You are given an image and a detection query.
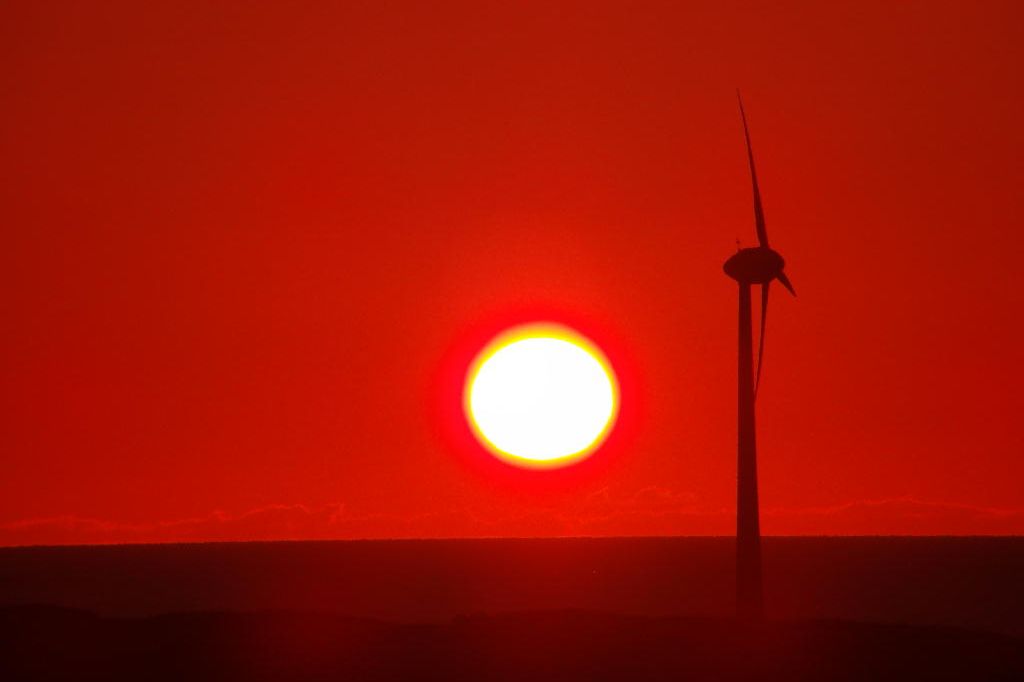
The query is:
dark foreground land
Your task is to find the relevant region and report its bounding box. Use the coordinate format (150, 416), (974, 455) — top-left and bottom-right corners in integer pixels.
(3, 606), (1023, 681)
(2, 537), (1023, 679)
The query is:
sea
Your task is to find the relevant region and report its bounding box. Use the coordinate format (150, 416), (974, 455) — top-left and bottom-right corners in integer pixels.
(1, 536), (1021, 637)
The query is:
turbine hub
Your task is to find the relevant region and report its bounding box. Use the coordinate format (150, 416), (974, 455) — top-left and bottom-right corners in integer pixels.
(724, 246), (785, 284)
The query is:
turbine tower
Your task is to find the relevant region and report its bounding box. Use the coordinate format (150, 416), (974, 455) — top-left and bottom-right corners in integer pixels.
(723, 94), (796, 620)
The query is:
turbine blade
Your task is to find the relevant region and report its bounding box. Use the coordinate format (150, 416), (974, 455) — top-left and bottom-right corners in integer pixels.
(777, 270), (797, 296)
(737, 90), (769, 247)
(754, 281), (769, 400)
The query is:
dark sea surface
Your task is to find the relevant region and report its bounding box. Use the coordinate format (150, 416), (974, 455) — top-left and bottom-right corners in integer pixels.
(1, 537), (1021, 636)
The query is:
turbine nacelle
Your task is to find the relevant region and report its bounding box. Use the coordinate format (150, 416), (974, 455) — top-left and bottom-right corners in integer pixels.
(723, 246), (784, 285)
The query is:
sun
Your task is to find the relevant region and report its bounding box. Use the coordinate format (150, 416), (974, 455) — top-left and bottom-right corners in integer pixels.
(464, 323), (619, 468)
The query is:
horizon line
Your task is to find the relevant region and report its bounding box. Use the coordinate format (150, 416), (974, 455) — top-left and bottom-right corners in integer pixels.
(3, 533), (1024, 550)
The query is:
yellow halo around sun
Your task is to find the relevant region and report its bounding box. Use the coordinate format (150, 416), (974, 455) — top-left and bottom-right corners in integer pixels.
(464, 323), (619, 468)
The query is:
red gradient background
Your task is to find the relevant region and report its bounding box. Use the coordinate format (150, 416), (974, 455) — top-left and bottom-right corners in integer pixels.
(3, 1), (1023, 544)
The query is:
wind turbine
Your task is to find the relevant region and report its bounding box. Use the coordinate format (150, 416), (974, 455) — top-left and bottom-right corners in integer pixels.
(723, 93), (796, 619)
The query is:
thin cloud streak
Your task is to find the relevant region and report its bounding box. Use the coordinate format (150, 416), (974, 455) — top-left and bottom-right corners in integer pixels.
(3, 494), (1024, 546)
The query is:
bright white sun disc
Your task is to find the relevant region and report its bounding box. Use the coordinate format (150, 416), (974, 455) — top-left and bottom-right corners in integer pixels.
(464, 324), (619, 468)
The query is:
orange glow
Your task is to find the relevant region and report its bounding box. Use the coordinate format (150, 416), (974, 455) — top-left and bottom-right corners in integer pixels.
(4, 2), (1024, 544)
(464, 323), (619, 469)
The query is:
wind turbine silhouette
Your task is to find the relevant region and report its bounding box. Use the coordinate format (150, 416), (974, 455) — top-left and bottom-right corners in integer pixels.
(723, 93), (796, 619)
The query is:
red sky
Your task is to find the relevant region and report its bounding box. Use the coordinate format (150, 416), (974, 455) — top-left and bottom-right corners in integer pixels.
(3, 1), (1023, 545)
